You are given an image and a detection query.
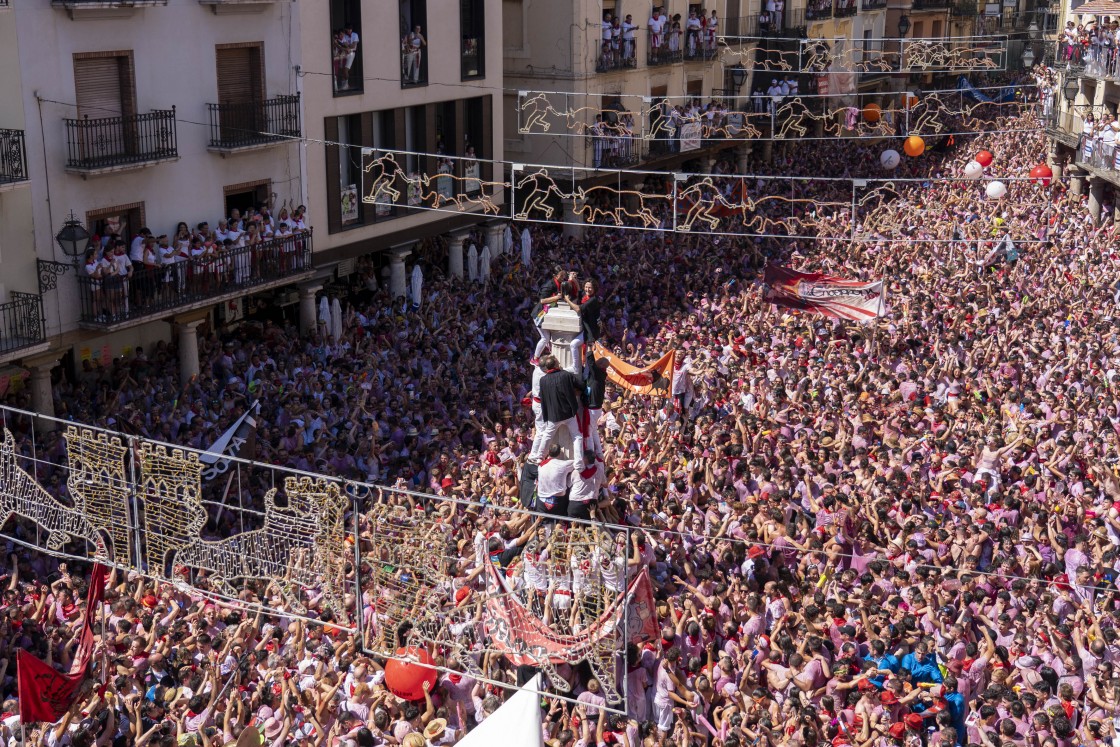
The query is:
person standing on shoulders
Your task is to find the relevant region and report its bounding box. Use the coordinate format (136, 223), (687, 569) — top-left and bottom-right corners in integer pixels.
(529, 354), (584, 466)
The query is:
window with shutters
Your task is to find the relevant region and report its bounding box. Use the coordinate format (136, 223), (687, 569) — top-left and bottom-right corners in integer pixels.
(72, 52), (138, 163)
(330, 0), (363, 95)
(215, 43), (265, 144)
(86, 203), (145, 248)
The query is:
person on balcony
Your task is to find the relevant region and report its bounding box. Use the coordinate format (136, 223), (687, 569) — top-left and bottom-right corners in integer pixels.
(402, 26), (427, 84)
(622, 15), (637, 64)
(668, 14), (683, 55)
(686, 10), (702, 57)
(336, 24), (359, 91)
(601, 12), (614, 67)
(705, 10), (719, 54)
(648, 8), (666, 58)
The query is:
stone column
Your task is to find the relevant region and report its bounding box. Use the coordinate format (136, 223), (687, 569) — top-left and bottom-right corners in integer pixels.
(298, 283), (322, 336)
(389, 246), (412, 299)
(562, 200), (585, 239)
(761, 139), (774, 165)
(1048, 151), (1063, 182)
(446, 231), (467, 279)
(25, 355), (59, 432)
(485, 221), (506, 256)
(176, 319), (204, 387)
(699, 155), (715, 174)
(736, 145), (751, 174)
(1069, 167), (1085, 197)
(1089, 178), (1105, 223)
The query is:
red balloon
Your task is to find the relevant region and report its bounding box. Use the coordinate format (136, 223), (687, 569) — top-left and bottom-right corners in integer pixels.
(384, 646), (438, 701)
(1029, 163), (1053, 187)
(975, 150), (994, 168)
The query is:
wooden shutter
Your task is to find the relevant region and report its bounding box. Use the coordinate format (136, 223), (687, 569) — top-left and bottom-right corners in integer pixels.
(216, 47), (261, 104)
(74, 57), (124, 120)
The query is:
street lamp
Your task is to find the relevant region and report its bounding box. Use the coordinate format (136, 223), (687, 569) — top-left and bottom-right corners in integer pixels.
(730, 63), (748, 90)
(1063, 77), (1079, 102)
(1021, 46), (1035, 69)
(1028, 20), (1040, 39)
(897, 14), (911, 36)
(55, 211), (90, 259)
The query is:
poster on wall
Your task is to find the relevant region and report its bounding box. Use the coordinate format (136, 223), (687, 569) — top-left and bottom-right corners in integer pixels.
(407, 172), (423, 206)
(679, 122), (702, 152)
(374, 191), (393, 217)
(437, 159), (454, 199)
(340, 184), (359, 225)
(464, 160), (481, 194)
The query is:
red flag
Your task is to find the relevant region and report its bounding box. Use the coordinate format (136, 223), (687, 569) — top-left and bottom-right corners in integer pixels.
(17, 650), (85, 724)
(18, 564), (107, 723)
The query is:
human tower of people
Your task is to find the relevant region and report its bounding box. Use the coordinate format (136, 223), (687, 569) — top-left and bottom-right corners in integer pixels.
(4, 97), (1120, 747)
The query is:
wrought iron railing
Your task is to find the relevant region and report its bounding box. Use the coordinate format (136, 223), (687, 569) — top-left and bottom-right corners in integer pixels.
(64, 109), (177, 171)
(590, 132), (640, 168)
(862, 0), (888, 9)
(806, 2), (833, 20)
(1081, 140), (1120, 173)
(912, 0), (951, 8)
(76, 231), (313, 326)
(648, 30), (684, 66)
(0, 129), (28, 185)
(835, 1), (858, 16)
(684, 42), (719, 61)
(0, 293), (45, 355)
(594, 44), (638, 72)
(207, 94), (300, 149)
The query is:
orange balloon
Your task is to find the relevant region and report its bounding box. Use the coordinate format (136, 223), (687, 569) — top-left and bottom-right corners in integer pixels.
(903, 135), (925, 157)
(862, 103), (881, 123)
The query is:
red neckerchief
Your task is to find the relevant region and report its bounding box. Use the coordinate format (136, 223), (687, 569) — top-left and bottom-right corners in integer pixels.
(540, 458), (552, 466)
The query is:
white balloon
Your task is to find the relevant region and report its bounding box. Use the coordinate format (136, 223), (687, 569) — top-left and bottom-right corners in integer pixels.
(963, 160), (984, 180)
(985, 181), (1008, 199)
(880, 149), (900, 170)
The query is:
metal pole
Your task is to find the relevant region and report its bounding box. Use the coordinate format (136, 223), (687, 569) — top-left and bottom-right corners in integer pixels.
(127, 437), (144, 574)
(352, 492), (365, 650)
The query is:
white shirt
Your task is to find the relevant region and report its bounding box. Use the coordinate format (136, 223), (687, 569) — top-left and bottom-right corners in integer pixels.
(129, 236), (146, 262)
(537, 457), (574, 498)
(570, 461), (604, 504)
(603, 21), (613, 40)
(623, 21), (637, 39)
(531, 366), (545, 398)
(648, 15), (665, 34)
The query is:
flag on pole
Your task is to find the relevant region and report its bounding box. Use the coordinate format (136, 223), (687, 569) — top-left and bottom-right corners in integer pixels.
(200, 401), (261, 481)
(19, 563), (107, 724)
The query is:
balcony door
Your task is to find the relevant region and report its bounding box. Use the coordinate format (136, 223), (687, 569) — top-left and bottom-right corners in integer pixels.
(74, 53), (136, 162)
(216, 44), (265, 144)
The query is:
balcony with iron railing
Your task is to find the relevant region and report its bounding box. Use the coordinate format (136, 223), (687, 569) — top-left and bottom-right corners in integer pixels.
(806, 1), (833, 20)
(911, 0), (951, 10)
(52, 0), (168, 11)
(862, 0), (888, 10)
(684, 30), (719, 61)
(648, 30), (684, 66)
(0, 129), (28, 189)
(835, 0), (858, 16)
(207, 94), (300, 153)
(594, 41), (638, 72)
(76, 231), (314, 329)
(0, 293), (47, 359)
(64, 108), (178, 175)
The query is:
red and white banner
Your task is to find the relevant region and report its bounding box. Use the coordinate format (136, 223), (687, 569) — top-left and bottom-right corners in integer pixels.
(483, 563), (658, 666)
(764, 265), (885, 321)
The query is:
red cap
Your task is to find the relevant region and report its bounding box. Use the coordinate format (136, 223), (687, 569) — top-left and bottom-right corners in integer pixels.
(889, 723), (907, 740)
(857, 679), (876, 692)
(880, 691), (899, 705)
(905, 714), (924, 730)
(454, 586), (473, 604)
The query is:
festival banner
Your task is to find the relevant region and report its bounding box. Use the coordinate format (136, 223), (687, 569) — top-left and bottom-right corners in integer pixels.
(763, 265), (885, 321)
(625, 567), (660, 649)
(679, 122), (702, 152)
(199, 401), (261, 481)
(483, 561), (642, 666)
(591, 343), (676, 398)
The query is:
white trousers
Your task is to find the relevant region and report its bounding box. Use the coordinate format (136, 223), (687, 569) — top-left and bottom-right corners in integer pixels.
(529, 416), (582, 465)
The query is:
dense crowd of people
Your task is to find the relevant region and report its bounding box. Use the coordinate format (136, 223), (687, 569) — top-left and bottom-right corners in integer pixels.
(5, 75), (1120, 747)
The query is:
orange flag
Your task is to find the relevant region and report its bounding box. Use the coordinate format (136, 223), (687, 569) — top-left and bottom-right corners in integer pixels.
(591, 343), (676, 398)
